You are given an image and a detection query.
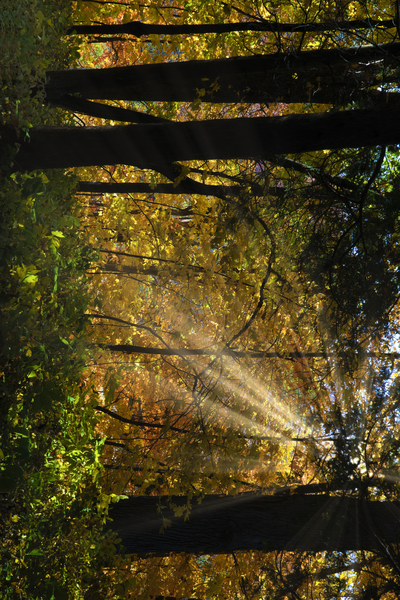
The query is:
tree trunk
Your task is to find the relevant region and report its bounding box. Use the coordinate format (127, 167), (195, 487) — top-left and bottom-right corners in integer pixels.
(45, 43), (400, 105)
(106, 493), (400, 554)
(66, 17), (398, 37)
(104, 344), (399, 360)
(4, 107), (400, 172)
(77, 180), (266, 197)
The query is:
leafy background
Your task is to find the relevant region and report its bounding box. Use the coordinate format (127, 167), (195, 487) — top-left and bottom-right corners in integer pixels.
(3, 0), (400, 598)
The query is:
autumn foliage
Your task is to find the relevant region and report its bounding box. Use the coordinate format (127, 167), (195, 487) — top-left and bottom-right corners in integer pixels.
(2, 0), (400, 598)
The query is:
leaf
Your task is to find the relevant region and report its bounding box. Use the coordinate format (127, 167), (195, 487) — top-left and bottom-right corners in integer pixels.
(172, 505), (186, 518)
(26, 549), (44, 556)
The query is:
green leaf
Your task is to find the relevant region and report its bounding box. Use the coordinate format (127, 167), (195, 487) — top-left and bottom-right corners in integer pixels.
(26, 549), (45, 556)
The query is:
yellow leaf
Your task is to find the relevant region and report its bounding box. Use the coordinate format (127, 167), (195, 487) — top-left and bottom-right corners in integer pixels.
(173, 505), (186, 517)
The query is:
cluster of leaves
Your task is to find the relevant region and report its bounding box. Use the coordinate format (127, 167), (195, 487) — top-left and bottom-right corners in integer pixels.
(65, 0), (400, 592)
(5, 0), (400, 597)
(0, 167), (128, 598)
(0, 0), (80, 133)
(68, 5), (400, 599)
(0, 3), (129, 599)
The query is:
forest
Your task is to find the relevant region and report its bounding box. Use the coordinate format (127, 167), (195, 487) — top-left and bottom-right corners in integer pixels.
(2, 0), (400, 598)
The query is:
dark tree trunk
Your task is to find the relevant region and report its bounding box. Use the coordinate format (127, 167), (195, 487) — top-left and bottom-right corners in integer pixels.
(4, 107), (400, 172)
(106, 494), (400, 554)
(77, 180), (266, 197)
(78, 178), (294, 204)
(45, 43), (400, 105)
(66, 17), (398, 37)
(104, 344), (398, 360)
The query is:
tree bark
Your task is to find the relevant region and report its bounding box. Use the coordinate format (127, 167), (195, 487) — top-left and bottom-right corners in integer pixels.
(4, 107), (400, 172)
(104, 344), (400, 360)
(52, 95), (170, 123)
(77, 180), (266, 197)
(66, 17), (398, 37)
(44, 43), (400, 105)
(106, 493), (400, 554)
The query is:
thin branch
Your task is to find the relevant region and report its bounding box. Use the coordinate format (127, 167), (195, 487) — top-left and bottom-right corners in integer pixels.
(359, 146), (386, 207)
(87, 313), (171, 349)
(358, 145), (386, 255)
(96, 405), (189, 433)
(50, 95), (171, 123)
(266, 154), (385, 202)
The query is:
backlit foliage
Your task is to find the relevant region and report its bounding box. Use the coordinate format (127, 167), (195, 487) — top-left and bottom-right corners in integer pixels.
(3, 0), (400, 598)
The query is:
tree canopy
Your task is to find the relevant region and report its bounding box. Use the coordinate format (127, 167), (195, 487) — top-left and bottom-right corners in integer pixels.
(2, 0), (400, 598)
